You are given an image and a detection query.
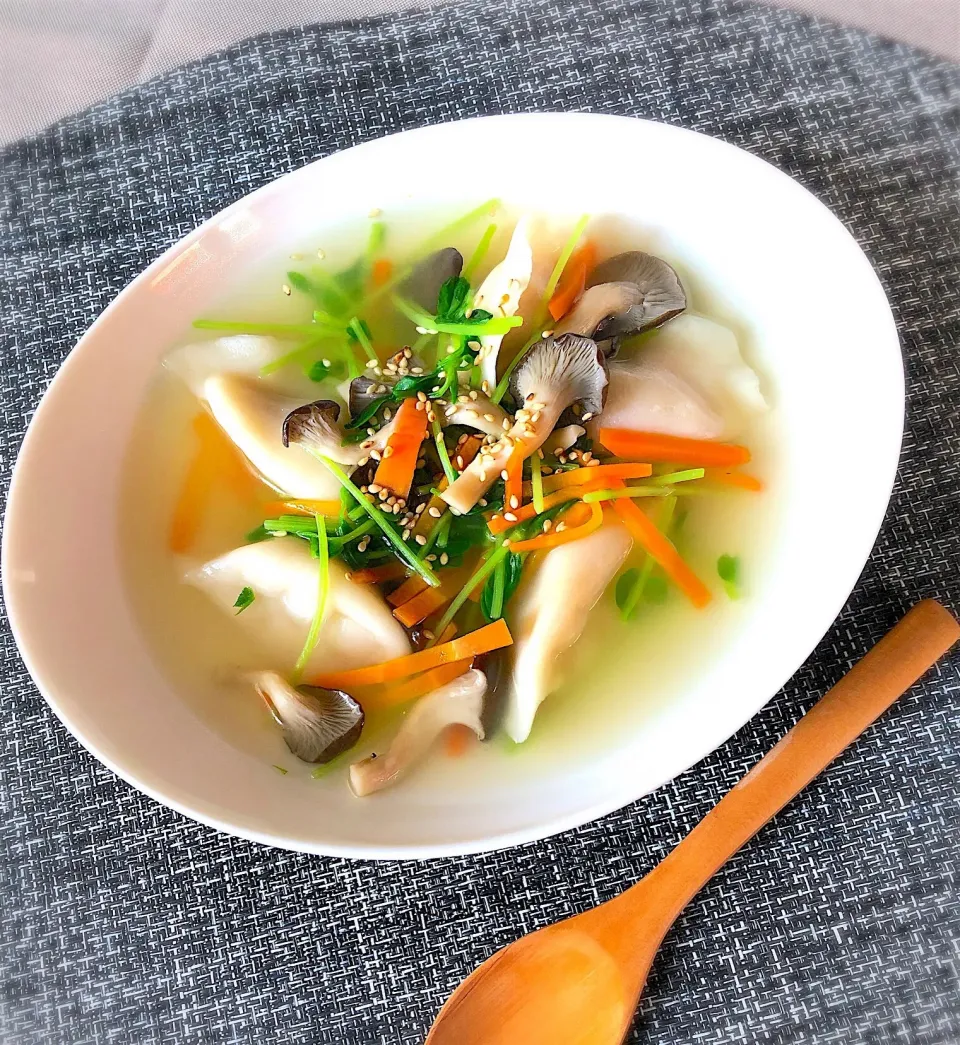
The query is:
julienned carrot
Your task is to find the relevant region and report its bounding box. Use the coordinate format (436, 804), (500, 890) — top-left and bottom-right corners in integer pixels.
(170, 413), (253, 552)
(393, 586), (450, 627)
(599, 428), (750, 468)
(371, 258), (393, 287)
(388, 574), (430, 607)
(488, 487), (584, 534)
(547, 241), (597, 321)
(262, 498), (342, 517)
(309, 618), (513, 689)
(609, 482), (711, 608)
(412, 435), (483, 539)
(349, 562), (408, 585)
(359, 661), (472, 712)
(374, 397), (428, 499)
(504, 449), (523, 513)
(704, 469), (764, 492)
(507, 501), (603, 553)
(537, 463), (653, 493)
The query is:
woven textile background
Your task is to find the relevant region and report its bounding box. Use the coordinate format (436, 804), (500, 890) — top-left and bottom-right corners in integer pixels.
(1, 0), (959, 1041)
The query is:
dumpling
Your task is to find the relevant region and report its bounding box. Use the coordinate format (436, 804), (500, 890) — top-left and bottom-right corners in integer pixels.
(165, 335), (285, 396)
(606, 315), (767, 440)
(186, 539), (411, 675)
(504, 519), (633, 743)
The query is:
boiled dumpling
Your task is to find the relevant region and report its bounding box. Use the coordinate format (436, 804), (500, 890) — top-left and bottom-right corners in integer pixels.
(504, 519), (633, 743)
(186, 539), (411, 676)
(607, 315), (767, 440)
(165, 335), (284, 395)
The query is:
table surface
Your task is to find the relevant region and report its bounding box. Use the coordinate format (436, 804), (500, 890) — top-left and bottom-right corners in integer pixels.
(0, 0), (958, 146)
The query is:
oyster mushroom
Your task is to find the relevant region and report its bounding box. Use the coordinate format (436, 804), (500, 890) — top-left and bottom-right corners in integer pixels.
(441, 390), (512, 437)
(585, 251), (686, 337)
(542, 424), (585, 456)
(440, 333), (606, 515)
(472, 217), (533, 389)
(282, 397), (394, 462)
(349, 669), (487, 796)
(250, 670), (364, 762)
(554, 281), (644, 342)
(400, 247), (463, 310)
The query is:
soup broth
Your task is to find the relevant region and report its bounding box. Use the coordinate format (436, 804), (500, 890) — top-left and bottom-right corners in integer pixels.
(119, 204), (781, 797)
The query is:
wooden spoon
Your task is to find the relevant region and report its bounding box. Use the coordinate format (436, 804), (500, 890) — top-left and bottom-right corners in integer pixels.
(426, 600), (960, 1045)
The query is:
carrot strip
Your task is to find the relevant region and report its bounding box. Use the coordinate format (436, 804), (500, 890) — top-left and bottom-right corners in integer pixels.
(444, 724), (475, 758)
(371, 258), (393, 287)
(394, 586), (450, 627)
(536, 463), (653, 494)
(609, 482), (711, 607)
(374, 397), (428, 499)
(507, 500), (603, 553)
(704, 469), (764, 492)
(359, 661), (472, 712)
(388, 574), (430, 607)
(599, 428), (750, 468)
(262, 498), (342, 517)
(309, 619), (513, 688)
(547, 242), (597, 321)
(412, 435), (483, 539)
(349, 562), (409, 585)
(191, 413), (255, 500)
(505, 449), (523, 512)
(488, 487), (584, 533)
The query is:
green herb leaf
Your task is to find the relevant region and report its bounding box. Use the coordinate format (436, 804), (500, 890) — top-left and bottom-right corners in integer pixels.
(273, 765), (289, 775)
(615, 569), (640, 614)
(233, 587), (255, 614)
(644, 574), (669, 604)
(245, 524), (271, 544)
(717, 554), (741, 599)
(306, 360), (331, 382)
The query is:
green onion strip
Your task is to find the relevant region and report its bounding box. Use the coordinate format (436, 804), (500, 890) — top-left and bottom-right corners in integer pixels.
(292, 516), (330, 680)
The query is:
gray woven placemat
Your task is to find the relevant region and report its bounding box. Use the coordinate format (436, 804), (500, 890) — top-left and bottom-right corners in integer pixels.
(1, 1), (959, 1042)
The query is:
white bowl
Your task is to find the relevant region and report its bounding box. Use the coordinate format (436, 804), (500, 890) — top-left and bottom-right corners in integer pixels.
(2, 114), (903, 858)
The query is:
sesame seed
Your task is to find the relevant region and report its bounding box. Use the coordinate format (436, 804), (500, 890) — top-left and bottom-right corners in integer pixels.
(282, 284), (292, 296)
(479, 470), (488, 482)
(427, 411), (436, 423)
(542, 519), (553, 533)
(415, 400), (425, 412)
(581, 412), (594, 421)
(502, 538), (511, 548)
(470, 391), (479, 400)
(367, 428), (376, 437)
(402, 530), (412, 540)
(455, 455), (464, 469)
(481, 380), (490, 394)
(383, 408), (393, 421)
(587, 458), (600, 466)
(555, 522), (567, 533)
(370, 449), (381, 461)
(415, 534), (427, 546)
(383, 445), (394, 458)
(423, 630), (435, 640)
(509, 495), (519, 509)
(411, 367), (424, 375)
(403, 347), (412, 359)
(446, 345), (456, 354)
(387, 495), (397, 506)
(358, 537), (370, 552)
(321, 358), (331, 367)
(445, 405), (457, 417)
(458, 395), (470, 403)
(440, 553), (449, 566)
(358, 457), (369, 467)
(537, 448), (545, 459)
(483, 413), (496, 422)
(479, 498), (488, 507)
(368, 483), (381, 493)
(541, 329), (554, 338)
(368, 207), (382, 218)
(582, 452), (594, 463)
(316, 249), (326, 260)
(429, 506), (442, 518)
(465, 408), (478, 418)
(426, 554), (437, 561)
(366, 359), (379, 369)
(501, 418), (511, 431)
(378, 489), (389, 500)
(500, 469), (510, 481)
(504, 512), (518, 522)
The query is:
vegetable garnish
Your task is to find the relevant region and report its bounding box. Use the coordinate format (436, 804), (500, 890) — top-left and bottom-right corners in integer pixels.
(310, 618), (513, 689)
(608, 482), (711, 608)
(536, 463), (653, 493)
(582, 485), (673, 502)
(389, 574), (430, 607)
(371, 258), (393, 287)
(348, 562), (408, 585)
(598, 428), (751, 468)
(292, 516), (330, 679)
(393, 295), (522, 338)
(429, 539), (512, 641)
(374, 397), (428, 499)
(704, 469), (764, 492)
(617, 496), (677, 620)
(259, 336), (331, 377)
(261, 499), (342, 517)
(359, 661), (473, 712)
(547, 241), (597, 321)
(347, 316), (378, 363)
(312, 456), (440, 587)
(530, 452), (546, 515)
(463, 222), (498, 279)
(492, 213), (590, 403)
(504, 451), (523, 515)
(488, 487), (585, 534)
(233, 587), (256, 614)
(432, 418), (458, 485)
(717, 554), (742, 599)
(507, 500), (603, 553)
(393, 586), (450, 628)
(647, 468), (706, 486)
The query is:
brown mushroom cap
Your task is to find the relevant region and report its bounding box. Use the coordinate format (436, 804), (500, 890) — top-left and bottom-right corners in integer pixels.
(399, 247), (463, 311)
(251, 671), (364, 763)
(586, 251), (686, 337)
(281, 399), (343, 450)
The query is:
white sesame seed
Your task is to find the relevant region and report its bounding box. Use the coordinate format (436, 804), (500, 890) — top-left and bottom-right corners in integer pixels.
(479, 498), (488, 507)
(370, 449), (381, 461)
(321, 358), (331, 367)
(415, 534), (427, 546)
(455, 455), (464, 469)
(509, 495), (519, 510)
(423, 629), (435, 640)
(469, 391), (479, 400)
(411, 367), (424, 375)
(429, 506), (442, 518)
(481, 381), (490, 394)
(415, 400), (425, 412)
(445, 405), (457, 417)
(581, 412), (594, 421)
(587, 458), (600, 466)
(415, 502), (426, 514)
(426, 554), (437, 561)
(368, 483), (381, 493)
(440, 553), (449, 565)
(479, 470), (488, 482)
(282, 284), (292, 296)
(542, 518), (553, 533)
(402, 530), (412, 540)
(366, 359), (379, 369)
(358, 456), (369, 467)
(504, 512), (518, 522)
(383, 408), (393, 421)
(316, 249), (326, 260)
(427, 411), (436, 423)
(383, 445), (394, 458)
(555, 522), (567, 533)
(501, 418), (511, 430)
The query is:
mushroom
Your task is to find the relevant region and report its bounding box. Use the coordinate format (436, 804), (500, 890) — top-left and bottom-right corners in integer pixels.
(472, 217), (533, 389)
(440, 333), (607, 515)
(400, 247), (463, 310)
(202, 375), (373, 500)
(554, 281), (644, 344)
(440, 390), (512, 437)
(282, 397), (394, 463)
(348, 669), (487, 796)
(585, 251), (686, 337)
(504, 519), (633, 743)
(541, 424), (585, 456)
(250, 670), (364, 763)
(186, 540), (411, 674)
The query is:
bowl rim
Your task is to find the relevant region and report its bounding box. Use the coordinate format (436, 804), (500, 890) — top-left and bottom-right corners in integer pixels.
(2, 112), (904, 859)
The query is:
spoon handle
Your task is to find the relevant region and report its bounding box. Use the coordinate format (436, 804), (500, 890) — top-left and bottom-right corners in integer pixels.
(621, 599), (960, 928)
